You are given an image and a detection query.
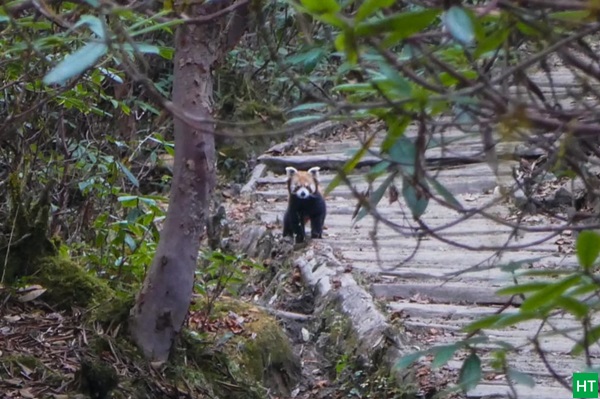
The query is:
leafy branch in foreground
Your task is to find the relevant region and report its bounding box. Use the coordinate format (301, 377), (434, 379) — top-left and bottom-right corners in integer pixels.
(395, 230), (600, 394)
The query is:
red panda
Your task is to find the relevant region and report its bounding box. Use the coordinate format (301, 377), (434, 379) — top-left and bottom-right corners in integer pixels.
(283, 166), (327, 244)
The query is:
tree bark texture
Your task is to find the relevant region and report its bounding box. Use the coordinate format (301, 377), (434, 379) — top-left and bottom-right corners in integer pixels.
(129, 2), (249, 363)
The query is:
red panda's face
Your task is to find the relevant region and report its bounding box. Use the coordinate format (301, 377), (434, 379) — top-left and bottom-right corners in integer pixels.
(286, 166), (320, 199)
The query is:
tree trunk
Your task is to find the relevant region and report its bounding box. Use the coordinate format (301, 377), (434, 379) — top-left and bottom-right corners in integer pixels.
(129, 2), (248, 362)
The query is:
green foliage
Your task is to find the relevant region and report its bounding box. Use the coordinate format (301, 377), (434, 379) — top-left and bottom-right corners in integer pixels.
(431, 344), (460, 369)
(352, 171), (396, 223)
(458, 353), (481, 392)
(443, 6), (475, 46)
(392, 229), (600, 393)
(42, 11), (173, 85)
(354, 9), (440, 39)
(196, 249), (265, 313)
(576, 230), (600, 271)
(355, 0), (395, 22)
(1, 1), (176, 285)
(402, 175), (429, 218)
(86, 193), (165, 282)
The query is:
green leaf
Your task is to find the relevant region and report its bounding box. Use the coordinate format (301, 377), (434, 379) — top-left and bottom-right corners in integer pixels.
(388, 136), (416, 175)
(462, 314), (503, 333)
(431, 344), (459, 369)
(326, 138), (375, 195)
(118, 161), (140, 188)
(458, 353), (481, 392)
(507, 368), (535, 388)
(287, 102), (329, 114)
(356, 9), (440, 38)
(576, 230), (600, 270)
(129, 19), (183, 37)
(516, 21), (542, 38)
(555, 295), (588, 319)
(550, 10), (591, 21)
(73, 15), (105, 38)
(395, 350), (426, 369)
(353, 172), (396, 223)
(428, 177), (461, 209)
(402, 176), (429, 219)
(124, 233), (137, 250)
(43, 42), (108, 86)
(474, 27), (509, 59)
(381, 116), (410, 152)
(366, 161), (391, 181)
(158, 47), (174, 60)
(495, 282), (548, 296)
(287, 47), (328, 73)
(519, 275), (581, 312)
(138, 197), (157, 206)
(300, 0), (340, 14)
(378, 62), (412, 97)
(493, 312), (539, 328)
(333, 83), (375, 92)
(443, 6), (475, 45)
(569, 276), (599, 296)
(118, 195), (139, 207)
(492, 339), (515, 350)
(355, 0), (394, 22)
(284, 115), (323, 125)
(572, 325), (600, 356)
(334, 31), (359, 64)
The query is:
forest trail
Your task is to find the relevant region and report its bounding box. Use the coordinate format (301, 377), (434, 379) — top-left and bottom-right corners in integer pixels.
(246, 67), (594, 398)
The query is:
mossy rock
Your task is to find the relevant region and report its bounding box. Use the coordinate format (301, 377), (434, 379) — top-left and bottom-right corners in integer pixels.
(1, 174), (56, 282)
(217, 299), (301, 395)
(76, 357), (119, 399)
(29, 256), (114, 310)
(92, 289), (136, 328)
(179, 298), (301, 398)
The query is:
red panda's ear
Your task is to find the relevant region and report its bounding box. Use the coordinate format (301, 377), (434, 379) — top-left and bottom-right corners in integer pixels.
(285, 167), (298, 179)
(308, 166), (320, 180)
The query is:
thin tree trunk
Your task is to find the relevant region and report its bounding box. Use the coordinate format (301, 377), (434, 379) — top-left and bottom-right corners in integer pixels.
(129, 2), (249, 362)
(129, 22), (216, 363)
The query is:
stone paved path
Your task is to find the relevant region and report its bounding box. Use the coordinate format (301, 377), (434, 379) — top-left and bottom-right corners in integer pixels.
(248, 68), (598, 398)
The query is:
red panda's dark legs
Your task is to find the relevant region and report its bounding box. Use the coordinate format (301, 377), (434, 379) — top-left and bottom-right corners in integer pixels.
(310, 213), (325, 239)
(283, 208), (306, 243)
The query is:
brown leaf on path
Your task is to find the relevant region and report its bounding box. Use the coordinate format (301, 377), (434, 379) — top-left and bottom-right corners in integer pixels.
(19, 388), (35, 399)
(314, 379), (328, 389)
(388, 184), (399, 204)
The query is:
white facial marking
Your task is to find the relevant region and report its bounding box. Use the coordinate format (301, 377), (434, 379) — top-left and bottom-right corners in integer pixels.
(296, 187), (310, 199)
